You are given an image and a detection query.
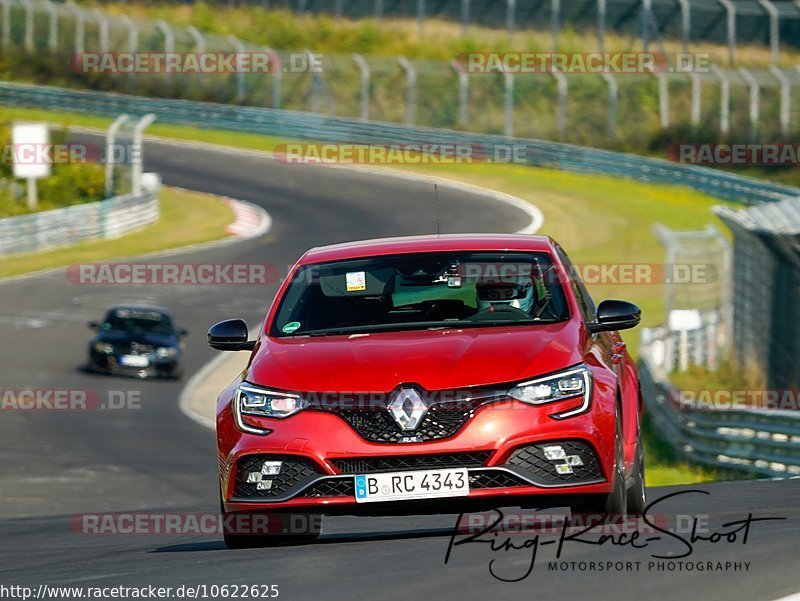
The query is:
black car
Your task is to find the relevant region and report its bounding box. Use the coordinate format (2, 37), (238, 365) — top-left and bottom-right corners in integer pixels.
(87, 306), (187, 379)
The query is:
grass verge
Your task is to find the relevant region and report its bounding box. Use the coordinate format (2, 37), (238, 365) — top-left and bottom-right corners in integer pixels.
(0, 104), (725, 485)
(0, 186), (235, 279)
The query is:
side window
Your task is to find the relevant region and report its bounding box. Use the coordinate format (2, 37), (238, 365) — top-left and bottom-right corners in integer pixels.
(556, 246), (596, 323)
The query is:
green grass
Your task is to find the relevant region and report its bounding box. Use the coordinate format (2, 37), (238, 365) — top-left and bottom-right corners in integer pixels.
(0, 186), (234, 279)
(0, 104), (727, 484)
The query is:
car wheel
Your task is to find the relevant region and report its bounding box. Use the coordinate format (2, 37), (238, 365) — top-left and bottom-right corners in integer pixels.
(626, 436), (646, 516)
(572, 407), (627, 522)
(220, 495), (322, 549)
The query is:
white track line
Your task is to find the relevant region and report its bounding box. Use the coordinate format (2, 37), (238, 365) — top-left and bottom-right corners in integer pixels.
(178, 351), (229, 430)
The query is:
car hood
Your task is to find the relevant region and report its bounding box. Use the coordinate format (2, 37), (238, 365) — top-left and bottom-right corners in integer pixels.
(247, 322), (583, 392)
(96, 330), (177, 348)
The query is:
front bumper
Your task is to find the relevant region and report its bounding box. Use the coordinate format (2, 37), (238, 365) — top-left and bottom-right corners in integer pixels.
(219, 394), (617, 514)
(89, 351), (180, 378)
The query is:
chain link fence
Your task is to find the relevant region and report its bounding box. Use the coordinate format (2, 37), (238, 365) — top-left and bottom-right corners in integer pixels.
(156, 0), (800, 53)
(2, 1), (800, 150)
(641, 224), (732, 375)
(714, 197), (800, 390)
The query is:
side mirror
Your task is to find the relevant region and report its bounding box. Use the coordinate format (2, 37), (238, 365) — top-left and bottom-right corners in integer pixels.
(88, 321), (100, 330)
(207, 319), (256, 351)
(176, 327), (188, 337)
(588, 300), (641, 333)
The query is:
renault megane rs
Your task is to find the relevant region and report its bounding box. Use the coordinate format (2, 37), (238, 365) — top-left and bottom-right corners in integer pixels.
(208, 234), (644, 548)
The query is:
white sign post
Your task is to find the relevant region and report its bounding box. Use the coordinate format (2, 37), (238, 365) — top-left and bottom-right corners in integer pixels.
(12, 123), (51, 211)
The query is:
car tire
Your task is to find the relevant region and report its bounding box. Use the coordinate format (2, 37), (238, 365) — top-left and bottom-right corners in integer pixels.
(572, 407), (627, 522)
(220, 495), (322, 549)
(626, 437), (647, 516)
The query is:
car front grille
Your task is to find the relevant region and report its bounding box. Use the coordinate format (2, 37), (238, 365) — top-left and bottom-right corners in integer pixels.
(233, 455), (323, 499)
(299, 468), (527, 499)
(468, 470), (528, 489)
(301, 479), (355, 498)
(331, 451), (492, 474)
(505, 441), (604, 484)
(321, 400), (480, 443)
(299, 468), (530, 498)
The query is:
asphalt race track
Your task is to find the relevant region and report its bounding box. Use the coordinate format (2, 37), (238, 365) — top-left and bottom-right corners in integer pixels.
(1, 137), (799, 601)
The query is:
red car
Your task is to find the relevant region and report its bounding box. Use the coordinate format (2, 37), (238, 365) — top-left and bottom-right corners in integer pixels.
(209, 234), (645, 548)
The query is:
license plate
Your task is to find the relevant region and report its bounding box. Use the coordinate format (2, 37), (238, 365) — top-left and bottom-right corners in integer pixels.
(119, 355), (149, 367)
(354, 468), (469, 503)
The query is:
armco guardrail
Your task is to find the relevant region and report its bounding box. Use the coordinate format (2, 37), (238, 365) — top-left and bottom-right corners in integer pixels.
(639, 358), (800, 478)
(0, 82), (798, 206)
(0, 190), (159, 256)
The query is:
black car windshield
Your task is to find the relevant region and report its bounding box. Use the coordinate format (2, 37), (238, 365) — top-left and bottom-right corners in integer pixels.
(271, 251), (570, 337)
(103, 309), (174, 335)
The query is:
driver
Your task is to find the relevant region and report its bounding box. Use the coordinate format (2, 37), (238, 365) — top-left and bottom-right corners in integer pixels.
(476, 278), (534, 314)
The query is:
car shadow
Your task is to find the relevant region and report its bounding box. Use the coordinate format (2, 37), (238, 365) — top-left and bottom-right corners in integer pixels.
(151, 526), (457, 553)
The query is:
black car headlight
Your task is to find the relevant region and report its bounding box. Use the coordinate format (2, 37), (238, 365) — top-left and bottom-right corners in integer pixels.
(508, 365), (593, 419)
(234, 383), (306, 435)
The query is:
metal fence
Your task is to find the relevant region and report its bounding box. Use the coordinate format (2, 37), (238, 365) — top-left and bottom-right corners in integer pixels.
(639, 181), (800, 477)
(0, 189), (159, 255)
(640, 224), (732, 374)
(3, 1), (800, 148)
(1, 80), (798, 208)
(640, 358), (800, 478)
(143, 0), (800, 56)
(714, 196), (800, 390)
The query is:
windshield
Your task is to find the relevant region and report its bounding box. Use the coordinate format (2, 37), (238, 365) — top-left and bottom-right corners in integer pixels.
(271, 251), (570, 337)
(103, 309), (174, 335)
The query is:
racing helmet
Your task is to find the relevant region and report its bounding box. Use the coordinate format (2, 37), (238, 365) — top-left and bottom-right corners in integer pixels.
(476, 278), (535, 314)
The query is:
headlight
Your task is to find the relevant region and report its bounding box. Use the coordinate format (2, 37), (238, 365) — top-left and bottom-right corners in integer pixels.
(234, 383), (306, 435)
(508, 365), (593, 419)
(155, 347), (177, 358)
(93, 342), (114, 354)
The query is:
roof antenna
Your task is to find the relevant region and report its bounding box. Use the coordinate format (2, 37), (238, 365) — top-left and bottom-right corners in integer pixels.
(434, 184), (441, 237)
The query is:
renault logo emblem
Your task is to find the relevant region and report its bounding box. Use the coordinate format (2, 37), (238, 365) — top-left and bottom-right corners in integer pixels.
(388, 387), (428, 431)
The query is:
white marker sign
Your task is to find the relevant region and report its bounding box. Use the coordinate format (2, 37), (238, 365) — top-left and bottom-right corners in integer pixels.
(12, 122), (50, 210)
(12, 122), (50, 179)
